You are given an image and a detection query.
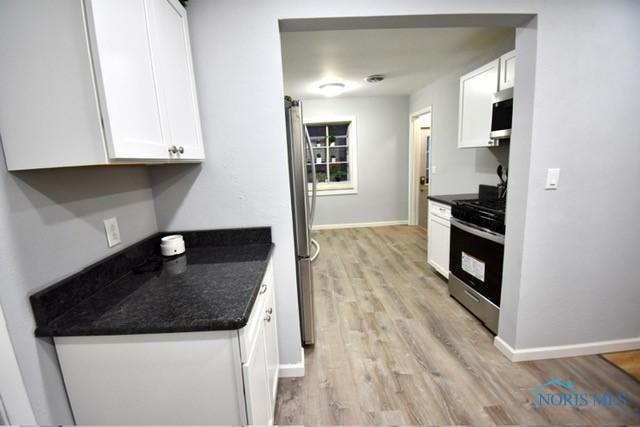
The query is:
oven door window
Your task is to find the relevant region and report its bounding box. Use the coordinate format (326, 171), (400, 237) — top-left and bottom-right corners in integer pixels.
(449, 224), (504, 307)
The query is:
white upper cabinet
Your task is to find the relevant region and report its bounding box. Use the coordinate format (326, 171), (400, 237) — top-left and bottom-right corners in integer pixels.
(499, 50), (516, 90)
(458, 59), (500, 148)
(0, 0), (204, 171)
(86, 0), (167, 160)
(0, 1), (107, 170)
(146, 0), (204, 160)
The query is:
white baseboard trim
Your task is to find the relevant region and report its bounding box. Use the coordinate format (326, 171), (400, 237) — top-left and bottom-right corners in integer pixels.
(312, 220), (408, 231)
(278, 347), (305, 378)
(494, 335), (640, 362)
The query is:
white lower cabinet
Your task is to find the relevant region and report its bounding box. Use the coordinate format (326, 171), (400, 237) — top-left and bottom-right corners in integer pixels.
(55, 258), (278, 425)
(263, 281), (280, 415)
(243, 326), (272, 426)
(241, 262), (279, 425)
(427, 201), (451, 278)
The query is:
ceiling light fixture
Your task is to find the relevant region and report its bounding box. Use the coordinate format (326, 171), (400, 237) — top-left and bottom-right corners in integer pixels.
(365, 74), (385, 83)
(318, 82), (346, 97)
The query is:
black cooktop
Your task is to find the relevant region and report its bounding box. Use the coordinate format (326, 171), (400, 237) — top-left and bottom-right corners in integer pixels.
(452, 198), (506, 234)
(460, 198), (505, 212)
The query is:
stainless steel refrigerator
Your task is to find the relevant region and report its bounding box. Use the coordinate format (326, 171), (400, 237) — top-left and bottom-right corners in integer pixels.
(285, 100), (316, 345)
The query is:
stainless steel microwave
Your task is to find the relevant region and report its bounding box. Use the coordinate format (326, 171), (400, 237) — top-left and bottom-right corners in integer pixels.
(490, 87), (513, 141)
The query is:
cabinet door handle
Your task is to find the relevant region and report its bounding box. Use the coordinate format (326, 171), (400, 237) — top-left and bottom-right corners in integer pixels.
(266, 307), (273, 314)
(178, 146), (184, 154)
(264, 314), (271, 322)
(168, 145), (178, 154)
(259, 284), (267, 294)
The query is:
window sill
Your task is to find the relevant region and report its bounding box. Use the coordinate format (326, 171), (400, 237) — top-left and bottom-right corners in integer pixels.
(308, 184), (357, 196)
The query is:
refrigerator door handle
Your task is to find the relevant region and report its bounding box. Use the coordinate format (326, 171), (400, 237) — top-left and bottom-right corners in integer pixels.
(304, 126), (317, 229)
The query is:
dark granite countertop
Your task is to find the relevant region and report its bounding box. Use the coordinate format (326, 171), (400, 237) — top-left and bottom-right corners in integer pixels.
(427, 193), (478, 206)
(31, 228), (274, 337)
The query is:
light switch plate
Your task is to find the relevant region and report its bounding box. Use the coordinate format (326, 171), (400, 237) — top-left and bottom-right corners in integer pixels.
(104, 217), (121, 248)
(545, 168), (560, 190)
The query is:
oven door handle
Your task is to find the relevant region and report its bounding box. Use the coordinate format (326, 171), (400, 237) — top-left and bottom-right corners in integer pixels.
(450, 218), (505, 245)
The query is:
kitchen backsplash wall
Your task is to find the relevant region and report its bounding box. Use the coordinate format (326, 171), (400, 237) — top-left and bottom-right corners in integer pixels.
(0, 148), (158, 424)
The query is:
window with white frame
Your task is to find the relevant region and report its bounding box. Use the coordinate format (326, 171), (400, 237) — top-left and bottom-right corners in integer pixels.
(305, 118), (357, 195)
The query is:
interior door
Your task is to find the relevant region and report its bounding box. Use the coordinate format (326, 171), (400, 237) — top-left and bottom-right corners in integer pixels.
(146, 0), (205, 160)
(418, 127), (431, 229)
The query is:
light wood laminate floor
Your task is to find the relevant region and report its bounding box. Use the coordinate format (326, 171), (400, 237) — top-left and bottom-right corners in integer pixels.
(274, 226), (640, 425)
(603, 351), (640, 382)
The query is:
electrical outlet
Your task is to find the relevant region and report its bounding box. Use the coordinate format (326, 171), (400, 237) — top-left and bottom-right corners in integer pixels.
(103, 217), (121, 248)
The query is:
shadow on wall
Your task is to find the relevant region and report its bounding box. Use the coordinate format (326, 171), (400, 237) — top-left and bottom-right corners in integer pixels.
(9, 166), (153, 228)
(0, 164), (163, 299)
(148, 163), (202, 229)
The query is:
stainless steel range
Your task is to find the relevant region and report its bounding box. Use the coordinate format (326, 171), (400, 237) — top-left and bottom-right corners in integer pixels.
(448, 196), (505, 334)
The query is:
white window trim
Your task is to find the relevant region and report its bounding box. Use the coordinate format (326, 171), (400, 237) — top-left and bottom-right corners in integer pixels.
(304, 115), (358, 196)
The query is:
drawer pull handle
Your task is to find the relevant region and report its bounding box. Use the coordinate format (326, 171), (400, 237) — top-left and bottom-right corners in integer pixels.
(266, 307), (273, 315)
(264, 314), (272, 322)
(259, 284), (267, 294)
(464, 289), (480, 303)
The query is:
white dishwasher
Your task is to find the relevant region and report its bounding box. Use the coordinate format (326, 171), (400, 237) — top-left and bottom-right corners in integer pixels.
(427, 200), (452, 278)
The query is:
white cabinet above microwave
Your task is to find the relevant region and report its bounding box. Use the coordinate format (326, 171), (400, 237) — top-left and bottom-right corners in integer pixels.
(498, 50), (516, 91)
(0, 0), (204, 171)
(457, 50), (515, 149)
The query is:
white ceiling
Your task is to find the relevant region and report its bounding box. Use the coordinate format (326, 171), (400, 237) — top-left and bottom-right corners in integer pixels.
(281, 27), (514, 99)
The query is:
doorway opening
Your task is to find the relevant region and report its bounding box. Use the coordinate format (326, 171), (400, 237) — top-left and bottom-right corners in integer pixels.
(275, 13), (549, 426)
(408, 108), (432, 229)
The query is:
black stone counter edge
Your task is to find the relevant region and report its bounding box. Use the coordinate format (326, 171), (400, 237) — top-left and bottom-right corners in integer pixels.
(33, 243), (275, 337)
(30, 227), (272, 335)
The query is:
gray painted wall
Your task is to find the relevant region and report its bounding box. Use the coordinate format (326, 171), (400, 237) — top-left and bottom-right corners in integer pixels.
(505, 1), (640, 349)
(0, 150), (158, 424)
(2, 0), (638, 423)
(172, 0), (639, 369)
(302, 96), (409, 226)
(410, 37), (513, 196)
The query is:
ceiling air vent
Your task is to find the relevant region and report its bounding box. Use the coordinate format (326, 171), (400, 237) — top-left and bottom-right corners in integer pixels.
(364, 74), (385, 83)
